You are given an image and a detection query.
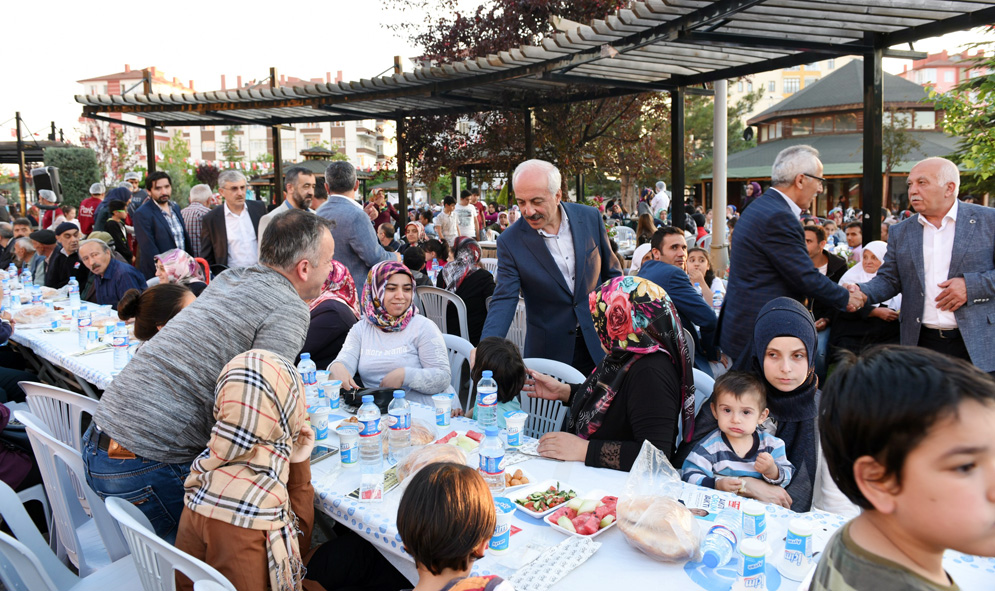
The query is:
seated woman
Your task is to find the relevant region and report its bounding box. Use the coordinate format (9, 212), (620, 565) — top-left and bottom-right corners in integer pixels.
(399, 221), (428, 255)
(154, 249), (208, 296)
(175, 349), (315, 591)
(437, 237), (494, 346)
(329, 261), (454, 407)
(830, 241), (900, 355)
(635, 213), (656, 246)
(627, 243), (653, 277)
(299, 261), (360, 369)
(525, 276), (695, 471)
(118, 283), (196, 343)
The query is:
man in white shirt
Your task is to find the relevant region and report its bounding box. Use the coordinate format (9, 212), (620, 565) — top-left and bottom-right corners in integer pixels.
(454, 190), (478, 238)
(434, 196), (458, 246)
(650, 180), (671, 217)
(200, 170), (266, 268)
(257, 166), (315, 246)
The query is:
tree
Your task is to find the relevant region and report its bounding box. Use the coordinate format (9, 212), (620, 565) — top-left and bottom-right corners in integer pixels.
(77, 120), (142, 183)
(195, 164), (221, 189)
(43, 147), (101, 210)
(221, 126), (243, 163)
(882, 107), (922, 207)
(161, 131), (194, 206)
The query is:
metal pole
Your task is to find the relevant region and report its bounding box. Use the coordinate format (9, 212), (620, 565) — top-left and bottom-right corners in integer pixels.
(142, 70), (157, 175)
(15, 112), (27, 214)
(451, 174), (458, 198)
(397, 116), (407, 215)
(524, 109), (535, 160)
(862, 37), (884, 243)
(711, 80), (729, 278)
(49, 122), (56, 141)
(271, 67), (283, 205)
(671, 87), (686, 232)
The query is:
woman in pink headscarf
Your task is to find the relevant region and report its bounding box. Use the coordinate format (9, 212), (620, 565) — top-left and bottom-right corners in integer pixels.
(154, 249), (208, 296)
(299, 260), (360, 369)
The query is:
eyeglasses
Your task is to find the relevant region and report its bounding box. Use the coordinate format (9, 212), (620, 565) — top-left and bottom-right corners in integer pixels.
(803, 172), (826, 185)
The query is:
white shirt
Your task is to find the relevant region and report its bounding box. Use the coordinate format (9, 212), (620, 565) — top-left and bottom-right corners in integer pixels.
(650, 190), (671, 215)
(919, 198), (958, 329)
(224, 203), (258, 268)
(434, 210), (458, 246)
(537, 204), (576, 294)
(772, 187), (802, 220)
(454, 203), (477, 237)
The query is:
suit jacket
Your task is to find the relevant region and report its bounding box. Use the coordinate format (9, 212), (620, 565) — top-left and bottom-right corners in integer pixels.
(132, 200), (191, 279)
(480, 202), (623, 365)
(201, 200), (266, 267)
(315, 195), (395, 293)
(859, 201), (995, 372)
(720, 189), (849, 361)
(637, 260), (717, 374)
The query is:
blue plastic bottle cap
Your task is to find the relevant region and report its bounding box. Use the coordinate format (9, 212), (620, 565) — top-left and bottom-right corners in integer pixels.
(362, 395), (374, 403)
(393, 390), (405, 398)
(482, 370), (493, 378)
(485, 426), (499, 437)
(702, 550), (720, 568)
(301, 352), (311, 360)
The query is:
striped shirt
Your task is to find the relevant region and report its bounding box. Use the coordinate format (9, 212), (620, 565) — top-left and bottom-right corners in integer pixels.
(181, 202), (210, 256)
(681, 428), (793, 488)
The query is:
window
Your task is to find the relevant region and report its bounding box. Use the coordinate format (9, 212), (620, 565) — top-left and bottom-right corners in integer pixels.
(827, 59), (835, 69)
(914, 111), (936, 130)
(835, 112), (857, 132)
(747, 81), (753, 92)
(814, 116), (833, 134)
(805, 62), (818, 69)
(784, 77), (800, 93)
(304, 135), (322, 148)
(760, 126), (768, 142)
(804, 76), (819, 88)
(282, 138), (296, 154)
(769, 121), (782, 139)
(737, 81), (744, 92)
(768, 80), (776, 92)
(886, 111), (912, 129)
(202, 141), (216, 152)
(786, 65), (800, 71)
(944, 70), (955, 83)
(791, 117), (812, 136)
(250, 139), (267, 153)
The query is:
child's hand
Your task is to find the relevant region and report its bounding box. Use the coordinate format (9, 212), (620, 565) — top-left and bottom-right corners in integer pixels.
(288, 423), (316, 464)
(754, 452), (779, 480)
(715, 477), (743, 493)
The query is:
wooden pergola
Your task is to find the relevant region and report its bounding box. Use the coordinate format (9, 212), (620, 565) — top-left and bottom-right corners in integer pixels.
(75, 0), (995, 240)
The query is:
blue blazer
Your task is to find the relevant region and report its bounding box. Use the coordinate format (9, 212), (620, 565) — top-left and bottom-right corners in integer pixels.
(719, 189), (849, 361)
(860, 201), (995, 372)
(637, 260), (717, 374)
(132, 199), (192, 279)
(481, 202), (623, 365)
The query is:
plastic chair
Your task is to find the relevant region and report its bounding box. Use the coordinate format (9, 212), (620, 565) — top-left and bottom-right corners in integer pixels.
(520, 358), (585, 438)
(195, 582), (235, 591)
(105, 497), (237, 591)
(507, 299), (527, 356)
(443, 334), (474, 412)
(613, 226), (636, 250)
(417, 286), (470, 342)
(193, 257), (211, 285)
(480, 257), (498, 278)
(21, 382), (97, 453)
(15, 411), (129, 577)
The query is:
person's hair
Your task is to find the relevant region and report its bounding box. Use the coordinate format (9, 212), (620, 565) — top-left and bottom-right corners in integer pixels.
(423, 238), (449, 261)
(820, 345), (995, 510)
(0, 223), (12, 240)
(14, 237), (35, 253)
(512, 159), (560, 195)
(378, 223), (395, 238)
(687, 247), (715, 286)
(459, 189), (471, 201)
(727, 217), (738, 229)
(13, 217), (31, 228)
(650, 226), (684, 252)
(78, 238), (110, 253)
(443, 196), (456, 207)
(711, 371), (766, 410)
(803, 224), (826, 244)
(145, 170), (172, 191)
(918, 157), (961, 198)
(259, 209), (332, 271)
(471, 337), (527, 404)
(188, 184), (212, 204)
(117, 283), (193, 341)
(418, 210), (433, 225)
(397, 462), (494, 576)
(283, 166), (314, 189)
(635, 213), (657, 240)
(403, 245), (426, 272)
(217, 169), (246, 189)
(844, 221), (862, 232)
(471, 187), (480, 196)
(324, 161), (356, 194)
(313, 176), (328, 201)
(107, 200), (127, 213)
(770, 145), (820, 187)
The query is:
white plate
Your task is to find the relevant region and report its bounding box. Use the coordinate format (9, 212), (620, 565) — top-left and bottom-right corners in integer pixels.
(543, 490), (618, 539)
(510, 479), (582, 519)
(502, 467), (536, 492)
(433, 429), (482, 453)
(325, 412), (350, 432)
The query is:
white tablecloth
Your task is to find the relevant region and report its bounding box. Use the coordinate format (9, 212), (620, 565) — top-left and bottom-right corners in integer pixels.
(10, 325), (118, 390)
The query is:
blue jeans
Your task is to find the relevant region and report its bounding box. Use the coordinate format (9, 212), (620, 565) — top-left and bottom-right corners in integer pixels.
(82, 424), (191, 543)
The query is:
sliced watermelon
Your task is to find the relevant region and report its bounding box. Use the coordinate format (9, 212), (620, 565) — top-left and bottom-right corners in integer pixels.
(574, 514), (600, 536)
(465, 430), (484, 442)
(600, 495), (618, 506)
(594, 504), (614, 519)
(435, 431), (458, 444)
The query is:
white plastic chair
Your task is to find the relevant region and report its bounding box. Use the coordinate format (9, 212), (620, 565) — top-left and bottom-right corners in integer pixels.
(417, 286), (470, 342)
(520, 358), (585, 438)
(21, 382), (97, 453)
(613, 225), (636, 250)
(195, 582), (235, 591)
(480, 257), (498, 278)
(507, 299), (527, 356)
(105, 497), (237, 591)
(443, 334), (474, 411)
(15, 411), (129, 577)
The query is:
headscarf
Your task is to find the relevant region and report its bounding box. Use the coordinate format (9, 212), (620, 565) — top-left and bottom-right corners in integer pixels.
(404, 221), (427, 244)
(838, 241), (900, 311)
(154, 248), (205, 284)
(749, 181), (762, 196)
(566, 276), (696, 443)
(185, 350), (307, 591)
(362, 261), (417, 332)
(442, 236), (481, 293)
(102, 186), (131, 205)
(309, 260), (359, 317)
(628, 243), (653, 276)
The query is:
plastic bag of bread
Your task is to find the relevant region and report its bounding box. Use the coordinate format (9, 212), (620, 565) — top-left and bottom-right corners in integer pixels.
(12, 305), (59, 327)
(396, 444), (468, 482)
(410, 419), (436, 446)
(617, 441), (700, 562)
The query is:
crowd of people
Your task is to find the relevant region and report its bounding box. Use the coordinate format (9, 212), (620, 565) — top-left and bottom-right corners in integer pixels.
(0, 145), (993, 591)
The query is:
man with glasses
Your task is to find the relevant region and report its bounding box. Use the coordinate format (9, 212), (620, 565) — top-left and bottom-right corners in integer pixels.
(719, 145), (862, 362)
(201, 170), (266, 268)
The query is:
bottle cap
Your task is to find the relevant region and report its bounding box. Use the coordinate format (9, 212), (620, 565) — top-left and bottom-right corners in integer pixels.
(116, 321), (125, 329)
(485, 426), (499, 437)
(702, 550), (720, 568)
(393, 390), (405, 398)
(301, 352), (311, 360)
(362, 394), (374, 403)
(482, 370), (493, 378)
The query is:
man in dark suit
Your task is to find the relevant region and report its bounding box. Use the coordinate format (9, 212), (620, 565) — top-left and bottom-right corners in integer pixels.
(855, 157), (995, 373)
(201, 170), (266, 268)
(720, 145), (861, 362)
(132, 171), (192, 279)
(480, 159), (622, 373)
(804, 224), (849, 383)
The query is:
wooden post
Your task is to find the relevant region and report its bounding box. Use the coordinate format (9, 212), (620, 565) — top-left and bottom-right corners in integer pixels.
(671, 87), (686, 233)
(397, 116), (407, 216)
(142, 70), (157, 174)
(271, 67), (283, 204)
(15, 112), (27, 214)
(524, 109), (535, 160)
(862, 36), (884, 243)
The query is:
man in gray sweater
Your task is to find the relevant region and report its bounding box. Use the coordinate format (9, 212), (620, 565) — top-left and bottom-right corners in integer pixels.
(316, 161), (399, 292)
(83, 209), (335, 541)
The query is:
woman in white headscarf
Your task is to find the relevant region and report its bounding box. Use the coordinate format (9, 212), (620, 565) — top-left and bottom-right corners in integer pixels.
(830, 241), (901, 355)
(627, 243), (654, 276)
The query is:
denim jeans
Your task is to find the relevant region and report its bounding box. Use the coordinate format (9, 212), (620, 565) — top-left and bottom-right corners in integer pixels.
(82, 424), (191, 543)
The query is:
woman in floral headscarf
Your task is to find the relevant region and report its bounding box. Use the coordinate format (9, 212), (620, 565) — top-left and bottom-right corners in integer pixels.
(438, 236), (494, 345)
(524, 275), (695, 471)
(399, 220), (428, 254)
(154, 248), (207, 296)
(329, 261), (454, 407)
(299, 260), (360, 369)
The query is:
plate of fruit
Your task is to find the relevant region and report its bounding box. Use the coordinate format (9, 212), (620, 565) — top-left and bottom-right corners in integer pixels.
(544, 492), (617, 538)
(511, 480), (579, 518)
(434, 429), (484, 453)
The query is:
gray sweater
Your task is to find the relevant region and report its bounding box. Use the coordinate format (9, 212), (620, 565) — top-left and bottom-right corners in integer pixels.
(315, 195), (395, 292)
(94, 265), (310, 463)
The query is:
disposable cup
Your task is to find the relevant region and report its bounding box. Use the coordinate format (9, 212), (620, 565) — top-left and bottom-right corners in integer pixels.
(490, 497), (516, 554)
(778, 518), (815, 581)
(504, 411), (527, 447)
(433, 394), (452, 427)
(322, 380), (342, 410)
(738, 537), (766, 589)
(309, 407), (330, 440)
(742, 499), (767, 542)
(337, 426), (359, 467)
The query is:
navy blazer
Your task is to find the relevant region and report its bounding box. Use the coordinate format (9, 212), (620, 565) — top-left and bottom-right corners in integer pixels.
(860, 201), (995, 372)
(132, 199), (192, 279)
(637, 260), (717, 374)
(720, 189), (849, 361)
(480, 202), (623, 365)
(200, 200), (267, 267)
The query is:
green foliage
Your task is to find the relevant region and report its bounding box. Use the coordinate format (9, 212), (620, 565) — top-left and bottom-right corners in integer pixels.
(42, 147), (101, 210)
(195, 164), (221, 189)
(160, 131), (194, 206)
(221, 127), (243, 162)
(254, 152), (274, 163)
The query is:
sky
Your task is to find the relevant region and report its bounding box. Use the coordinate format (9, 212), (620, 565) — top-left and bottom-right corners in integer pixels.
(0, 1), (989, 149)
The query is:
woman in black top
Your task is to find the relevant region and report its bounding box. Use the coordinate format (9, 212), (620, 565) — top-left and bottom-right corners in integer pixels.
(104, 199), (133, 261)
(299, 260), (360, 369)
(437, 236), (494, 346)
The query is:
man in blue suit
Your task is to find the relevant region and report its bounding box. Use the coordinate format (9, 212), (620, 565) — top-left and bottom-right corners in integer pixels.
(720, 145), (862, 362)
(856, 157), (995, 373)
(132, 171), (192, 279)
(480, 159), (622, 373)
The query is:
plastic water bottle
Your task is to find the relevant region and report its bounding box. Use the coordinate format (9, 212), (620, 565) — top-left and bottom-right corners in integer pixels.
(429, 257), (439, 284)
(387, 390), (411, 463)
(6, 263), (15, 279)
(112, 322), (129, 370)
(700, 508), (742, 568)
(478, 426), (505, 494)
(712, 285), (724, 314)
(476, 370), (499, 430)
(21, 265), (31, 288)
(77, 308), (92, 348)
(296, 353), (318, 400)
(1, 279), (9, 311)
(358, 395), (384, 502)
(68, 277), (81, 309)
(693, 281), (702, 296)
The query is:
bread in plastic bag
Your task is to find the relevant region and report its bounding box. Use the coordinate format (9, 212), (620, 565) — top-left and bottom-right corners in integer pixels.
(410, 418), (436, 445)
(617, 440), (700, 562)
(12, 305), (59, 327)
(396, 443), (468, 482)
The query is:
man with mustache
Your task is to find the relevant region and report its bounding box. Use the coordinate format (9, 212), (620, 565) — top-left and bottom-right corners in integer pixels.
(480, 159), (622, 374)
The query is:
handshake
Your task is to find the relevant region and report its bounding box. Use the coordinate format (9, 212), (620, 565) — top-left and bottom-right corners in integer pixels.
(843, 284), (867, 312)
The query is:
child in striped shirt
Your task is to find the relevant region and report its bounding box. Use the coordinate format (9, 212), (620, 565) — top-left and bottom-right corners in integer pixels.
(681, 371), (793, 492)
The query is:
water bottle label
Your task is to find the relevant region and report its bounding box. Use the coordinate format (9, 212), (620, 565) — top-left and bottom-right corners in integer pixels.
(340, 441), (357, 464)
(388, 413), (410, 430)
(479, 454), (504, 476)
(743, 512), (767, 541)
(300, 370), (316, 386)
(707, 524), (738, 549)
(69, 285), (79, 295)
(78, 318), (92, 330)
(112, 335), (128, 347)
(479, 390), (498, 407)
(359, 418), (380, 437)
(740, 553), (765, 588)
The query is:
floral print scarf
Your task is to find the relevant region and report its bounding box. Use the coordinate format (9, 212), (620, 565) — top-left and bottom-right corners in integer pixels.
(309, 260), (360, 317)
(567, 276), (696, 442)
(154, 248), (205, 284)
(441, 236), (481, 293)
(362, 261), (418, 332)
